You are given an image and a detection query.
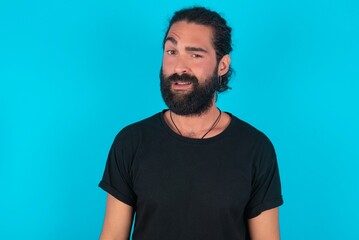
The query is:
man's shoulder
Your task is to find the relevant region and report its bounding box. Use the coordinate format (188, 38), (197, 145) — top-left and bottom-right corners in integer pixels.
(113, 111), (163, 142)
(228, 113), (273, 146)
(124, 112), (162, 131)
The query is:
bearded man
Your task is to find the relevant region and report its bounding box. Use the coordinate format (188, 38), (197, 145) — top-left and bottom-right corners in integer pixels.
(99, 6), (283, 240)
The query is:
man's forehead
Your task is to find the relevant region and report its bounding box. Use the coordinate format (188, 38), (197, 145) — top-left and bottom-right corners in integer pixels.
(167, 21), (213, 35)
(164, 21), (214, 47)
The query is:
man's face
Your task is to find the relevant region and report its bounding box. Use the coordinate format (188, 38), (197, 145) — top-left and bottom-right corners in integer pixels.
(160, 21), (219, 116)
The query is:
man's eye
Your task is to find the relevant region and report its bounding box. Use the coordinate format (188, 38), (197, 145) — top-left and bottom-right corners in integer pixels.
(166, 50), (176, 55)
(191, 54), (202, 58)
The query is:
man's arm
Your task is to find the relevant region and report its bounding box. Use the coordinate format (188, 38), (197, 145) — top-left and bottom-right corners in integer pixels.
(247, 207), (280, 240)
(100, 194), (135, 240)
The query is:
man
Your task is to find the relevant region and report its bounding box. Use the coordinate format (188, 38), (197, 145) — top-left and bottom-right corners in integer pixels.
(99, 6), (283, 240)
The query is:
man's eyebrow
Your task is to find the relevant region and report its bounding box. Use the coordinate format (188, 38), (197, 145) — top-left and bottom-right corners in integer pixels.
(164, 36), (177, 45)
(185, 47), (208, 53)
(164, 37), (208, 53)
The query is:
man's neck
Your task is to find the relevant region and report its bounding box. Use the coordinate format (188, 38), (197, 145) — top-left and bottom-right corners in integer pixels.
(164, 103), (231, 139)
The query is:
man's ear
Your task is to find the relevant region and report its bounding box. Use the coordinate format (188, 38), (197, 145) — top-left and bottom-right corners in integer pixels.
(217, 54), (231, 76)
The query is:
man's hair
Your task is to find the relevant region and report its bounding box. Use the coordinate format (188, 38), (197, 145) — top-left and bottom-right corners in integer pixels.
(163, 6), (233, 93)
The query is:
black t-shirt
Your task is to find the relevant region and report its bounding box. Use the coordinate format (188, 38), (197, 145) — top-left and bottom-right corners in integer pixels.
(99, 111), (283, 240)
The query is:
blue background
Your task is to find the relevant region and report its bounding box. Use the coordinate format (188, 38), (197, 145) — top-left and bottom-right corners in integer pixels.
(1, 0), (358, 239)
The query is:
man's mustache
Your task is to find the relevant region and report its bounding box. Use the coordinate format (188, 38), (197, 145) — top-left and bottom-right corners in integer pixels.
(167, 73), (199, 84)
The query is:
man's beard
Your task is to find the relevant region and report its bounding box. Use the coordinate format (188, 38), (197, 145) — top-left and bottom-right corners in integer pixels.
(160, 67), (219, 116)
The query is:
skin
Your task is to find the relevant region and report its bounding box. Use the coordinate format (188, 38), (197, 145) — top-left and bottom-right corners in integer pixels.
(248, 208), (280, 240)
(162, 21), (231, 138)
(99, 194), (134, 240)
(99, 21), (280, 240)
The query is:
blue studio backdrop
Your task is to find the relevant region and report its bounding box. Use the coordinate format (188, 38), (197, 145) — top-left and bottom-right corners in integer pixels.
(1, 0), (358, 239)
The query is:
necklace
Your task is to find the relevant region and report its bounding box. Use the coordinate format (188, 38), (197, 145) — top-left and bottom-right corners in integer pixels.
(169, 109), (222, 139)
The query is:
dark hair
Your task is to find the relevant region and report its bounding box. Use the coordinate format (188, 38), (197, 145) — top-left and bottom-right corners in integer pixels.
(163, 6), (233, 93)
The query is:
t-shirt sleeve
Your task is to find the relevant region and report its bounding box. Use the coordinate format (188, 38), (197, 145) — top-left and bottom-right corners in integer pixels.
(98, 131), (137, 208)
(244, 135), (283, 219)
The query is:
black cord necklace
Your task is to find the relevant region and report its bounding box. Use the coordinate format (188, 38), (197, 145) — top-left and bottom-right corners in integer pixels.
(169, 109), (222, 139)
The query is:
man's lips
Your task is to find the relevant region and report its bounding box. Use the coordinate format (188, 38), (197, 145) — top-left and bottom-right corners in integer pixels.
(171, 81), (192, 90)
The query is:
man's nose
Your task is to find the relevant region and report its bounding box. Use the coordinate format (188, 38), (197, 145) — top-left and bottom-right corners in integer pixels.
(174, 56), (189, 75)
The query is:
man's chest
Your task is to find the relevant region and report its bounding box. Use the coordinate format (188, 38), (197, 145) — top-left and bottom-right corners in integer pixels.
(130, 141), (253, 216)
